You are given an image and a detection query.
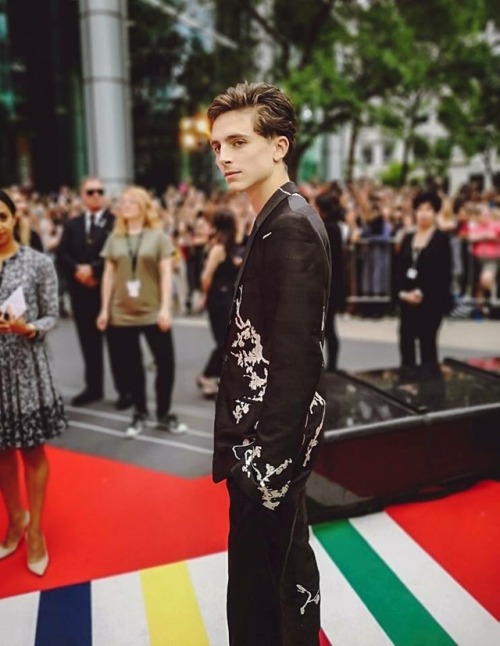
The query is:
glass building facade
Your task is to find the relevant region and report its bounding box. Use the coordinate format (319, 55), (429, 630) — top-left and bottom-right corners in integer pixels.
(0, 0), (203, 194)
(1, 0), (86, 192)
(0, 0), (296, 194)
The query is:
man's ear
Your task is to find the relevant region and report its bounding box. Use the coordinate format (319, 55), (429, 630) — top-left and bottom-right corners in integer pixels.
(273, 136), (289, 163)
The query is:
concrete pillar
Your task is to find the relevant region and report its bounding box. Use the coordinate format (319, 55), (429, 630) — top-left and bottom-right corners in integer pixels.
(325, 132), (345, 181)
(79, 0), (133, 196)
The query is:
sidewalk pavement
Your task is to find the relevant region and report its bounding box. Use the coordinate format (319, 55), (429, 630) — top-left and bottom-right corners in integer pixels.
(336, 315), (499, 354)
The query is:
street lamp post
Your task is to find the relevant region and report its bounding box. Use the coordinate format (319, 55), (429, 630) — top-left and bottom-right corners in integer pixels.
(179, 114), (211, 187)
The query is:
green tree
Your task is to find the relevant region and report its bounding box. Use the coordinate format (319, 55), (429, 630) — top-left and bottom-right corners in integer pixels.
(227, 0), (345, 178)
(229, 0), (417, 179)
(325, 0), (419, 182)
(388, 0), (491, 185)
(438, 41), (500, 188)
(226, 0), (484, 182)
(412, 135), (453, 183)
(129, 0), (499, 189)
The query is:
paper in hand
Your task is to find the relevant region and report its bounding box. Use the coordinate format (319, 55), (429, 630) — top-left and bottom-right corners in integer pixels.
(0, 286), (27, 318)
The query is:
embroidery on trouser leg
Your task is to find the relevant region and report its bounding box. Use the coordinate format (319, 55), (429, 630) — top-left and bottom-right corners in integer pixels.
(296, 584), (320, 615)
(302, 391), (326, 467)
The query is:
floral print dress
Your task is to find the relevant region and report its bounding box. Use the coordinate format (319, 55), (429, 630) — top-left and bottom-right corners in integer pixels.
(0, 246), (66, 449)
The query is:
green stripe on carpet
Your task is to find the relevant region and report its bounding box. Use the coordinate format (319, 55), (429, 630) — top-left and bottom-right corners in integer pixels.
(313, 520), (456, 646)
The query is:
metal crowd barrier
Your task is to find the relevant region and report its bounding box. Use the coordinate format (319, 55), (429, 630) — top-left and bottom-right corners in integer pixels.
(343, 238), (500, 310)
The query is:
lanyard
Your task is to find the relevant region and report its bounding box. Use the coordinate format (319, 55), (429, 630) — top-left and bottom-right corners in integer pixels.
(411, 227), (435, 267)
(411, 244), (421, 268)
(126, 231), (144, 279)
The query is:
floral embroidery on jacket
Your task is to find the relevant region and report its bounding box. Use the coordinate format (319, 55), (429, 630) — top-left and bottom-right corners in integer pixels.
(241, 445), (292, 510)
(230, 286), (269, 423)
(232, 438), (254, 460)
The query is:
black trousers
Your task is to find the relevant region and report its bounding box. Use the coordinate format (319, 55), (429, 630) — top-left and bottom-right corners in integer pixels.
(203, 294), (231, 378)
(226, 477), (320, 646)
(185, 245), (204, 311)
(399, 306), (443, 367)
(69, 285), (104, 396)
(106, 324), (175, 417)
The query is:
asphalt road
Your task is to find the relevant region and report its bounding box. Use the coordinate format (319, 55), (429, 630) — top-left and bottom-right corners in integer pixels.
(47, 314), (499, 478)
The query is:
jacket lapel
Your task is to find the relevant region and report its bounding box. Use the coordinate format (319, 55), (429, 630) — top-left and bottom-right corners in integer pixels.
(233, 182), (298, 296)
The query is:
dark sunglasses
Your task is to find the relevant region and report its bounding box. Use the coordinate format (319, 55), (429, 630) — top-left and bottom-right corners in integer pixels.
(86, 188), (104, 196)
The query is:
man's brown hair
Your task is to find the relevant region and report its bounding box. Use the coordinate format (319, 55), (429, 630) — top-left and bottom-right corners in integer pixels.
(207, 81), (297, 162)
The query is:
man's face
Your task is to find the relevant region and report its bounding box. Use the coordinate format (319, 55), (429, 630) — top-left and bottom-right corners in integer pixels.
(210, 108), (281, 195)
(81, 180), (105, 212)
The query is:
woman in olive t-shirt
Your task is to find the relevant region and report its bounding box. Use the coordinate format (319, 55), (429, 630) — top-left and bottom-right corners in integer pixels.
(97, 186), (184, 437)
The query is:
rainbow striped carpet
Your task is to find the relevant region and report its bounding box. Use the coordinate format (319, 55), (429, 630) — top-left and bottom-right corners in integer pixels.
(1, 482), (498, 646)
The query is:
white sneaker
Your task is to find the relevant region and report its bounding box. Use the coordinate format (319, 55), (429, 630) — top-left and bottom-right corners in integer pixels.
(126, 413), (146, 438)
(157, 413), (188, 435)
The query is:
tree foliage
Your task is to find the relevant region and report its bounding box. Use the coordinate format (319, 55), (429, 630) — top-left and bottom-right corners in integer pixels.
(438, 40), (500, 184)
(223, 0), (496, 183)
(128, 0), (499, 188)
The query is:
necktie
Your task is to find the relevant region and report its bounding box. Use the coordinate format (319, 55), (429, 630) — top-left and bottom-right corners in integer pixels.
(88, 214), (97, 243)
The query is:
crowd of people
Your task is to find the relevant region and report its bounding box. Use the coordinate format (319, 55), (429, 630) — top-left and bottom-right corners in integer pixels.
(6, 176), (500, 319)
(0, 177), (496, 416)
(2, 176), (499, 366)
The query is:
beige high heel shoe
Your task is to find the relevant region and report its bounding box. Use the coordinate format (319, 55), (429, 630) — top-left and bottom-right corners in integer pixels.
(0, 511), (30, 560)
(27, 534), (49, 577)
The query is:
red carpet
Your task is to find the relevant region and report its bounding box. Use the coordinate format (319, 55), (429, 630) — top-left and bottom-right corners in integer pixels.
(2, 446), (499, 625)
(388, 479), (500, 620)
(0, 447), (229, 599)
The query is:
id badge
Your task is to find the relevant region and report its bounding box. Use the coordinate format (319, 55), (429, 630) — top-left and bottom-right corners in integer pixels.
(126, 279), (141, 298)
(406, 267), (418, 280)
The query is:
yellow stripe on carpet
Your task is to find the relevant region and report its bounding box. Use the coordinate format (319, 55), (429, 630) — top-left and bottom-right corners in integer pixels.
(140, 561), (209, 645)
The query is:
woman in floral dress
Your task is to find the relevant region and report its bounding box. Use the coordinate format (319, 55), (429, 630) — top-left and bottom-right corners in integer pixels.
(0, 189), (66, 576)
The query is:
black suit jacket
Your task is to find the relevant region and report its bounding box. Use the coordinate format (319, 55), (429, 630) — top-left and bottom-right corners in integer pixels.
(396, 228), (453, 317)
(213, 182), (331, 510)
(58, 210), (114, 288)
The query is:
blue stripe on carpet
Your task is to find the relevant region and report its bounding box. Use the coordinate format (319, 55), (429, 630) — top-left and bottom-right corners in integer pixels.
(35, 582), (92, 646)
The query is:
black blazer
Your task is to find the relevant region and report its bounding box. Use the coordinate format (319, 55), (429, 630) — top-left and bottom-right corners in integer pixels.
(396, 228), (452, 317)
(213, 182), (331, 510)
(58, 210), (114, 287)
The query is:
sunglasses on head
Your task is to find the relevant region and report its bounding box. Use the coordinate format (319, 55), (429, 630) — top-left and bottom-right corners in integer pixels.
(86, 188), (104, 196)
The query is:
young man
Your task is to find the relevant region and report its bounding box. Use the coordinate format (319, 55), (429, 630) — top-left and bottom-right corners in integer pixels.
(208, 82), (331, 645)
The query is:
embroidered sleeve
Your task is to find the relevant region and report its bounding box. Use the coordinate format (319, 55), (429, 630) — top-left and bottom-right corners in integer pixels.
(231, 212), (329, 509)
